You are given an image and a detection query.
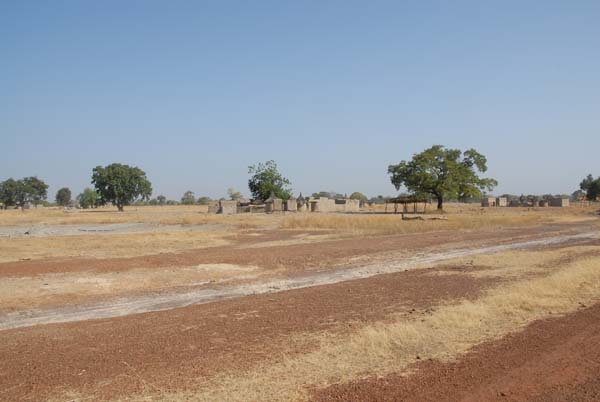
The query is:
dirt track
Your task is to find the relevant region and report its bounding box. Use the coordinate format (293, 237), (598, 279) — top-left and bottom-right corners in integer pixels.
(313, 303), (600, 402)
(0, 224), (587, 278)
(1, 230), (597, 330)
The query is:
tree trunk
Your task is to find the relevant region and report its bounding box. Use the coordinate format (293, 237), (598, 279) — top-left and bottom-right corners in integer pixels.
(117, 205), (124, 212)
(437, 197), (443, 210)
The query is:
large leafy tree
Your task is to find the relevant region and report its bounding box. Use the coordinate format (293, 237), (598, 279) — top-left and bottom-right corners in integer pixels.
(388, 145), (498, 210)
(91, 163), (152, 211)
(248, 160), (292, 201)
(22, 176), (49, 206)
(0, 178), (24, 207)
(55, 187), (72, 206)
(0, 177), (48, 208)
(580, 174), (600, 201)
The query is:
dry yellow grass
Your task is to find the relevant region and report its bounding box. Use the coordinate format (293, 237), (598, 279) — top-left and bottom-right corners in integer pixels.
(431, 245), (600, 279)
(281, 203), (599, 235)
(0, 206), (274, 227)
(0, 230), (231, 263)
(280, 213), (543, 235)
(128, 249), (600, 402)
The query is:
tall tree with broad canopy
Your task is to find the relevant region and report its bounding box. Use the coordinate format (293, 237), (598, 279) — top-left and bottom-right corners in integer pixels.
(55, 187), (72, 206)
(91, 163), (152, 211)
(0, 178), (23, 207)
(0, 177), (48, 208)
(248, 160), (292, 201)
(22, 176), (49, 206)
(388, 145), (498, 210)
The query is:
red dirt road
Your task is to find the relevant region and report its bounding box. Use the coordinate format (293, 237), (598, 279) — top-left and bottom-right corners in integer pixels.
(313, 303), (600, 402)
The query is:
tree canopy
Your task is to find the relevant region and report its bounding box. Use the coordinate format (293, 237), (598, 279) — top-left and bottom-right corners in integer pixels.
(248, 160), (292, 201)
(227, 187), (243, 201)
(349, 192), (368, 201)
(77, 188), (99, 209)
(181, 190), (196, 205)
(91, 163), (152, 211)
(55, 187), (72, 207)
(388, 145), (497, 210)
(0, 176), (48, 208)
(580, 174), (600, 201)
(196, 196), (212, 205)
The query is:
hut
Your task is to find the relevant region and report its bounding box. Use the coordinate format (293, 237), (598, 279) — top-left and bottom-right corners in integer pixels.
(481, 197), (497, 207)
(284, 196), (297, 212)
(265, 194), (283, 213)
(549, 197), (570, 207)
(334, 198), (360, 213)
(309, 197), (335, 212)
(218, 200), (237, 214)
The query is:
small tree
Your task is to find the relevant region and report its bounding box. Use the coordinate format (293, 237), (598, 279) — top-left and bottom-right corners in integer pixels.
(227, 187), (243, 200)
(55, 187), (72, 207)
(181, 191), (196, 205)
(196, 196), (211, 205)
(77, 188), (99, 209)
(580, 174), (600, 201)
(248, 160), (292, 201)
(156, 195), (167, 206)
(91, 163), (152, 211)
(388, 145), (497, 210)
(349, 192), (368, 202)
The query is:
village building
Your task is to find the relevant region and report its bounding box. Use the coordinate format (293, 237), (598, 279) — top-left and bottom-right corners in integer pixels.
(284, 196), (297, 212)
(334, 198), (360, 213)
(549, 197), (570, 207)
(265, 194), (283, 213)
(218, 200), (237, 214)
(481, 197), (497, 207)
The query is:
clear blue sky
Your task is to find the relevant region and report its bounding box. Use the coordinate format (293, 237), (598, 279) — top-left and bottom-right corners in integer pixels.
(2, 1), (599, 200)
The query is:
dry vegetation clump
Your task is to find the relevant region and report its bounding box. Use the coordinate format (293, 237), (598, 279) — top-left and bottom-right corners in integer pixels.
(138, 251), (600, 402)
(281, 203), (600, 235)
(280, 213), (544, 235)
